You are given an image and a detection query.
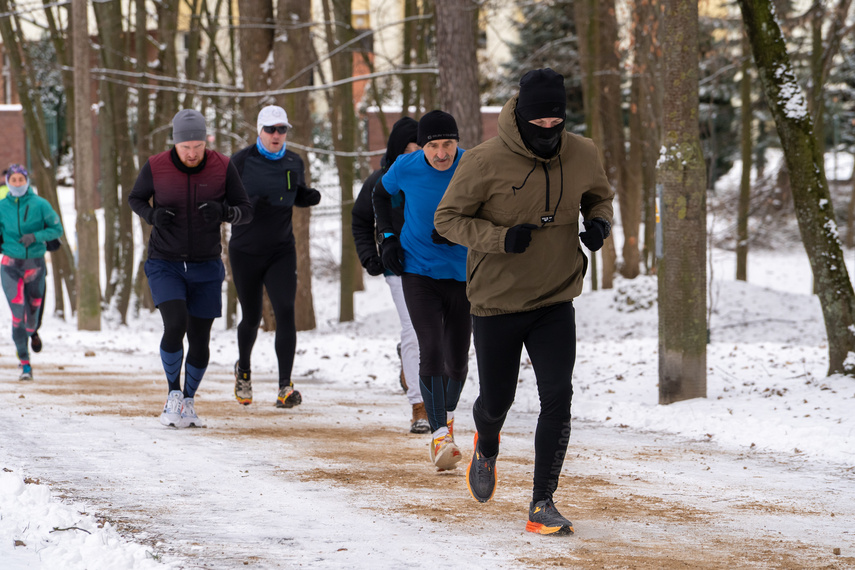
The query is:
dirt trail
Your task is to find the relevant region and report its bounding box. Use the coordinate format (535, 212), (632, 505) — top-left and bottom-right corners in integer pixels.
(3, 363), (854, 569)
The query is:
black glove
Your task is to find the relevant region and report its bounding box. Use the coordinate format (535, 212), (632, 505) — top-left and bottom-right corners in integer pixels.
(18, 233), (36, 247)
(380, 235), (405, 276)
(46, 238), (61, 252)
(150, 207), (176, 228)
(198, 201), (227, 223)
(580, 218), (609, 252)
(363, 255), (384, 276)
(298, 185), (322, 206)
(504, 223), (537, 254)
(431, 229), (456, 246)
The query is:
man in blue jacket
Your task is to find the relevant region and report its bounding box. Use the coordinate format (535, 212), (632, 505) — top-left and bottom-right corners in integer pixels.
(373, 110), (471, 471)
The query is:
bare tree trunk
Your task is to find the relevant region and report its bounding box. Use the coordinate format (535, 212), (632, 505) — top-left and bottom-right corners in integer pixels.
(847, 159), (855, 248)
(416, 0), (436, 113)
(73, 0), (101, 331)
(322, 0), (358, 323)
(275, 0), (317, 331)
(739, 0), (855, 376)
(94, 0), (136, 323)
(657, 0), (707, 404)
(640, 0), (664, 275)
(98, 76), (119, 303)
(736, 34), (752, 282)
(575, 0), (602, 290)
(434, 0), (481, 148)
(0, 0), (77, 313)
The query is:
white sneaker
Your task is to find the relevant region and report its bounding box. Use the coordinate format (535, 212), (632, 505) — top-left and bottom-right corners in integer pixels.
(159, 390), (183, 427)
(179, 398), (206, 428)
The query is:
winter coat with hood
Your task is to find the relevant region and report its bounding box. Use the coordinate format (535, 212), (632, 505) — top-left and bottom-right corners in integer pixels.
(0, 187), (63, 260)
(351, 118), (417, 269)
(434, 95), (614, 317)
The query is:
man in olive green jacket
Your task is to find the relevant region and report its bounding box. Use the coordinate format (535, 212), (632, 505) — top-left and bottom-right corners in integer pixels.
(434, 68), (614, 536)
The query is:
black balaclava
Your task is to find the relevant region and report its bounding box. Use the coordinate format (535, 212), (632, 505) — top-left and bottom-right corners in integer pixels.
(515, 68), (567, 159)
(385, 117), (419, 169)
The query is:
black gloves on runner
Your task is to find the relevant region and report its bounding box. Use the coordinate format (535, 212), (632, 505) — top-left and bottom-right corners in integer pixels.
(363, 255), (384, 276)
(297, 185), (322, 206)
(504, 223), (537, 254)
(431, 229), (456, 246)
(380, 236), (405, 276)
(18, 233), (36, 247)
(198, 201), (226, 223)
(580, 218), (610, 252)
(150, 207), (176, 228)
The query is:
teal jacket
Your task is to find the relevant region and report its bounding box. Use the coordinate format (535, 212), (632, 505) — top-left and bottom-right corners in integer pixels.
(0, 187), (63, 259)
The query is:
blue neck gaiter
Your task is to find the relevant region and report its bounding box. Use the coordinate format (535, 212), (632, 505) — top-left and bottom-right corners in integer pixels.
(256, 137), (286, 161)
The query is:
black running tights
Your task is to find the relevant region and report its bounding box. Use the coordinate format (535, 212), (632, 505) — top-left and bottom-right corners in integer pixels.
(472, 302), (576, 503)
(230, 245), (297, 388)
(401, 273), (470, 379)
(158, 299), (214, 369)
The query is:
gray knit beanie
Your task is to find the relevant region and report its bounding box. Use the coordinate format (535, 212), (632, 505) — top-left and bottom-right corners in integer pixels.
(172, 109), (207, 143)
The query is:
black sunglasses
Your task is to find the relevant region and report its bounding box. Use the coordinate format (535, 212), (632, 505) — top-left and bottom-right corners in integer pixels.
(262, 125), (288, 135)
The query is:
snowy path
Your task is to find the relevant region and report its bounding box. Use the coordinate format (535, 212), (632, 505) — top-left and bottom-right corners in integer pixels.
(1, 352), (853, 569)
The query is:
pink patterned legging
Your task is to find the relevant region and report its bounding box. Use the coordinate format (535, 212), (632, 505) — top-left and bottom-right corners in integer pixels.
(1, 256), (45, 362)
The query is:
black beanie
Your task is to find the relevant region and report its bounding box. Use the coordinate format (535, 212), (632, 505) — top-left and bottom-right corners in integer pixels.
(517, 68), (567, 122)
(417, 110), (459, 147)
(385, 117), (419, 167)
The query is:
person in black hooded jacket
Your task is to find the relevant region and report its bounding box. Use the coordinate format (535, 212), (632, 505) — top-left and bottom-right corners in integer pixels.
(352, 117), (428, 434)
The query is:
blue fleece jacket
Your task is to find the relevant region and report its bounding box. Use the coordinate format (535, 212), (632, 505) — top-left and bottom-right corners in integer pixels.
(381, 150), (467, 281)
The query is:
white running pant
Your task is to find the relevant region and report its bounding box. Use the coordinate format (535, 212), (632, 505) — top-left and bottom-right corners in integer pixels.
(386, 275), (422, 405)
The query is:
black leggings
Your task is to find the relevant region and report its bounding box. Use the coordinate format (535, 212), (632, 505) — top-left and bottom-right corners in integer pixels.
(472, 302), (576, 503)
(403, 273), (471, 431)
(230, 245), (297, 388)
(158, 299), (214, 369)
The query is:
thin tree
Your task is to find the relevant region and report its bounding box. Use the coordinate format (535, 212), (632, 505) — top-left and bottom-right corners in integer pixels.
(434, 0), (481, 148)
(275, 0), (317, 331)
(597, 0), (626, 286)
(72, 0), (100, 330)
(657, 0), (707, 403)
(93, 0), (136, 323)
(321, 0), (358, 322)
(575, 0), (602, 289)
(736, 33), (752, 282)
(630, 0), (664, 275)
(738, 0), (855, 376)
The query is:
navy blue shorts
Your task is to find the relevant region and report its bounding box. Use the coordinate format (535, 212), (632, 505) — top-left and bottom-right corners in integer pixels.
(145, 258), (225, 319)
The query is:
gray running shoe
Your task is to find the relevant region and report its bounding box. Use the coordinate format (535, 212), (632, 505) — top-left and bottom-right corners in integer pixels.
(526, 498), (574, 535)
(179, 398), (206, 428)
(159, 390), (183, 427)
(234, 361), (252, 405)
(466, 433), (498, 503)
(275, 384), (302, 408)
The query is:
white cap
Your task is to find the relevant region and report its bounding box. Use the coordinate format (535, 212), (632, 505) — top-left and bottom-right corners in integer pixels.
(257, 105), (293, 134)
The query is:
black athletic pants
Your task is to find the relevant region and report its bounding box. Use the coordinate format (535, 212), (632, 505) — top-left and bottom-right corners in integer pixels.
(472, 302), (576, 503)
(402, 273), (471, 432)
(229, 244), (298, 388)
(158, 298), (215, 378)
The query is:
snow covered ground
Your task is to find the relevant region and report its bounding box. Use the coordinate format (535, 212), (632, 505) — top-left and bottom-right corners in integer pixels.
(1, 158), (855, 567)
